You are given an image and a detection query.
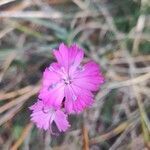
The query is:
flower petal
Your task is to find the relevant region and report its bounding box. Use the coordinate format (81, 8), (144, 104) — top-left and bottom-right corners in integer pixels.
(53, 43), (69, 69)
(42, 64), (61, 87)
(73, 61), (104, 91)
(54, 110), (70, 132)
(30, 101), (53, 130)
(64, 85), (94, 113)
(69, 44), (84, 67)
(39, 82), (65, 108)
(53, 43), (84, 72)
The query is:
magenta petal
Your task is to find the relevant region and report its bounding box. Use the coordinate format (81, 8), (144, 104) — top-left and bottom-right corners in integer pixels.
(29, 100), (43, 111)
(31, 110), (50, 130)
(42, 67), (61, 87)
(54, 110), (70, 132)
(64, 86), (74, 113)
(39, 62), (65, 107)
(39, 82), (65, 108)
(53, 43), (84, 72)
(30, 101), (53, 130)
(72, 84), (94, 112)
(53, 43), (69, 69)
(64, 85), (94, 113)
(30, 100), (69, 132)
(73, 61), (104, 91)
(69, 44), (84, 67)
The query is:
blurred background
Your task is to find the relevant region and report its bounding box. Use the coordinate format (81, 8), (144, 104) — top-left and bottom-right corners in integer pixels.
(0, 0), (150, 150)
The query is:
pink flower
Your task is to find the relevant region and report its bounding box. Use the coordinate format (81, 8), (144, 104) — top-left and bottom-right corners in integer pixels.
(30, 100), (70, 132)
(39, 43), (104, 113)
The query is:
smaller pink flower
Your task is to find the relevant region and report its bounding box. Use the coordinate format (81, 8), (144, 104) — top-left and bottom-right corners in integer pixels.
(29, 100), (70, 132)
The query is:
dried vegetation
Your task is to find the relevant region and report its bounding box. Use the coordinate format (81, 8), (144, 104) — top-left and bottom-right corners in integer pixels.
(0, 0), (150, 150)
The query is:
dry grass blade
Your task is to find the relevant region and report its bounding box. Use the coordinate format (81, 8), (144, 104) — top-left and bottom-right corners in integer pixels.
(90, 122), (129, 145)
(5, 0), (31, 12)
(0, 27), (14, 39)
(0, 85), (40, 115)
(82, 125), (89, 150)
(132, 15), (145, 55)
(10, 123), (33, 150)
(110, 55), (150, 64)
(0, 0), (15, 6)
(0, 85), (33, 101)
(108, 72), (150, 89)
(44, 132), (52, 150)
(0, 52), (16, 82)
(0, 104), (22, 126)
(45, 0), (69, 5)
(133, 85), (150, 143)
(72, 0), (88, 10)
(0, 11), (63, 19)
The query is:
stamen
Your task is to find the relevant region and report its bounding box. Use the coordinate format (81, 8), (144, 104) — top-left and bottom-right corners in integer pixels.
(64, 79), (71, 85)
(63, 76), (72, 85)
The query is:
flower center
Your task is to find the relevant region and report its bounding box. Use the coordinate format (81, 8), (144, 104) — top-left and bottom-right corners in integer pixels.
(63, 76), (72, 85)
